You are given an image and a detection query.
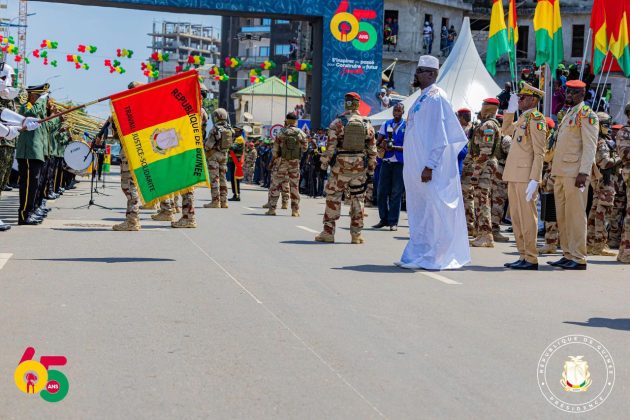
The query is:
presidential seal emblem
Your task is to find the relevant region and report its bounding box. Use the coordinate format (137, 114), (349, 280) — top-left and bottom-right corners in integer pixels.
(537, 335), (615, 413)
(150, 128), (180, 155)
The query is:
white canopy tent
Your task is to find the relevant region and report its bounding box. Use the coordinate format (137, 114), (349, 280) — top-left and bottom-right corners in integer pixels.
(369, 17), (501, 126)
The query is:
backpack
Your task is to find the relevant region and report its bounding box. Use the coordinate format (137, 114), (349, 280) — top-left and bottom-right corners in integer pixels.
(217, 125), (234, 151)
(280, 128), (302, 160)
(340, 114), (368, 152)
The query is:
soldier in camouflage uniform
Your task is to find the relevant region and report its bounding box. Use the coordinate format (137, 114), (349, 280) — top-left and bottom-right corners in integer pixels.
(609, 124), (625, 248)
(262, 162), (290, 209)
(0, 72), (17, 198)
(616, 102), (630, 263)
(265, 113), (308, 216)
(244, 141), (257, 183)
(204, 108), (233, 209)
(315, 92), (376, 244)
(538, 118), (560, 254)
(491, 124), (511, 242)
(113, 82), (144, 231)
(586, 112), (618, 256)
(470, 98), (502, 247)
(457, 109), (476, 236)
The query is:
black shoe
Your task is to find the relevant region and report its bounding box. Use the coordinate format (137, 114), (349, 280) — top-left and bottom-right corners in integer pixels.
(228, 196), (241, 201)
(0, 223), (11, 231)
(559, 260), (587, 270)
(507, 227), (513, 233)
(45, 194), (58, 200)
(389, 225), (398, 231)
(548, 257), (569, 267)
(59, 188), (65, 194)
(504, 259), (523, 268)
(8, 183), (18, 188)
(511, 260), (538, 270)
(34, 209), (47, 218)
(18, 216), (41, 225)
(3, 185), (12, 191)
(40, 206), (51, 213)
(372, 221), (387, 229)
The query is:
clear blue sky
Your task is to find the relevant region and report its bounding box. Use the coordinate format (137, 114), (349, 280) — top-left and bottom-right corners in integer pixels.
(3, 1), (221, 118)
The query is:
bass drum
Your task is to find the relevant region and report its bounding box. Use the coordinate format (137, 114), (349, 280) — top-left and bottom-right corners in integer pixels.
(63, 141), (93, 175)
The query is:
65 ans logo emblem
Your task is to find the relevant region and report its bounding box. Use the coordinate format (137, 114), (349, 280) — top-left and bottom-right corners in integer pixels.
(14, 347), (69, 402)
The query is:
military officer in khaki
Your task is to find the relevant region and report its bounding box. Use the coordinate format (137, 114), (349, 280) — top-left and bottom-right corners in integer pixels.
(549, 80), (599, 270)
(501, 83), (546, 270)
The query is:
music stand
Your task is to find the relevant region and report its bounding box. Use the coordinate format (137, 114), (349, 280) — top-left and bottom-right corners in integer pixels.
(74, 137), (111, 210)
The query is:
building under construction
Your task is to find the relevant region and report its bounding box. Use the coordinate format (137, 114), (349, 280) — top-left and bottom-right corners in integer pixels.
(148, 21), (221, 97)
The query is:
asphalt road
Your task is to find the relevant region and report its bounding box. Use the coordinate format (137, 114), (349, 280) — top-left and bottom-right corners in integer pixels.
(1, 168), (629, 419)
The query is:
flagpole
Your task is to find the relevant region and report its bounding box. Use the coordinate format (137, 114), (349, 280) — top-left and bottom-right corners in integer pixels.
(543, 64), (551, 117)
(592, 49), (611, 104)
(596, 63), (613, 111)
(579, 28), (592, 80)
(38, 96), (111, 123)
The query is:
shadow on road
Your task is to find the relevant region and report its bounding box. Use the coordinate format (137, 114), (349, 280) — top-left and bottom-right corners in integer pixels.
(280, 240), (330, 245)
(26, 257), (175, 263)
(564, 318), (630, 332)
(332, 264), (413, 273)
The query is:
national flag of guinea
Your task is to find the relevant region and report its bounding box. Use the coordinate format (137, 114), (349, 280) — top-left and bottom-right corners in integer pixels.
(110, 70), (209, 205)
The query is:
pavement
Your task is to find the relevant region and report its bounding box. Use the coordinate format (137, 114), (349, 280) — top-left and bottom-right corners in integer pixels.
(1, 167), (629, 419)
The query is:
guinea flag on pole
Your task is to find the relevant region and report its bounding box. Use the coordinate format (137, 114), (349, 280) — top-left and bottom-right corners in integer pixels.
(533, 0), (564, 75)
(590, 0), (607, 75)
(508, 0), (519, 79)
(110, 70), (209, 205)
(606, 0), (630, 76)
(485, 0), (510, 76)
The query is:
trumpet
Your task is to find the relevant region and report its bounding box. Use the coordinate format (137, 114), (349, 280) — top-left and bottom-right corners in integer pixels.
(49, 99), (105, 141)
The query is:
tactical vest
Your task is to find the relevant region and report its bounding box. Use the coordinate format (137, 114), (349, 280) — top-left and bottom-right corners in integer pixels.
(280, 127), (302, 160)
(217, 124), (234, 151)
(472, 118), (500, 158)
(339, 114), (368, 152)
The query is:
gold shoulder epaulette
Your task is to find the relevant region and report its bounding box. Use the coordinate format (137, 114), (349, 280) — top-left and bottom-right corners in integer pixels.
(530, 110), (544, 120)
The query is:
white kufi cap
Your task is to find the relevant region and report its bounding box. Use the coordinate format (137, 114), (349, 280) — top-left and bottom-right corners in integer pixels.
(417, 55), (439, 70)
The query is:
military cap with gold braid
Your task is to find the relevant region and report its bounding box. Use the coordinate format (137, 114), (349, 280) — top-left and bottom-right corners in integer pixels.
(518, 82), (544, 99)
(26, 83), (50, 94)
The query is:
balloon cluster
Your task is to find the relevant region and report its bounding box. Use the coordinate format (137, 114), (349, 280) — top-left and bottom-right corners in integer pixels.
(209, 66), (229, 81)
(249, 68), (266, 84)
(32, 50), (49, 59)
(2, 44), (18, 55)
(151, 52), (169, 62)
(187, 55), (205, 66)
(104, 59), (126, 74)
(141, 62), (159, 78)
(224, 56), (242, 69)
(77, 44), (98, 54)
(260, 60), (276, 70)
(50, 60), (58, 68)
(280, 71), (299, 83)
(40, 39), (59, 49)
(116, 48), (134, 58)
(0, 36), (14, 45)
(66, 54), (89, 70)
(293, 60), (312, 72)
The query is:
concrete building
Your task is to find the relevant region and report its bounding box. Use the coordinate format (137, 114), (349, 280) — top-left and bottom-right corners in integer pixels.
(148, 21), (221, 97)
(382, 0), (472, 96)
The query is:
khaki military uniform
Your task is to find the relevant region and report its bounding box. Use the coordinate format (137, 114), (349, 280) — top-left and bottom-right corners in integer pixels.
(502, 109), (547, 264)
(267, 125), (307, 213)
(539, 132), (559, 253)
(616, 125), (630, 262)
(551, 102), (599, 264)
(317, 111), (377, 242)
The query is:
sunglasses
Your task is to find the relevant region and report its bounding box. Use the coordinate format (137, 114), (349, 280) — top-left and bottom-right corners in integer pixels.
(565, 89), (584, 95)
(415, 68), (434, 74)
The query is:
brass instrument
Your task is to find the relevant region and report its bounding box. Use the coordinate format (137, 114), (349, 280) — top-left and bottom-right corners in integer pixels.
(48, 99), (106, 141)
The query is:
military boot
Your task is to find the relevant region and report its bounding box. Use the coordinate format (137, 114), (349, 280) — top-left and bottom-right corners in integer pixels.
(537, 244), (558, 254)
(171, 218), (197, 228)
(203, 201), (220, 208)
(589, 245), (617, 257)
(281, 201), (289, 210)
(140, 203), (157, 210)
(221, 201), (229, 209)
(112, 220), (141, 231)
(468, 228), (477, 238)
(617, 251), (630, 263)
(262, 203), (270, 209)
(265, 208), (276, 216)
(351, 233), (365, 244)
(470, 234), (494, 248)
(493, 229), (509, 243)
(315, 232), (334, 243)
(291, 210), (300, 217)
(151, 211), (174, 222)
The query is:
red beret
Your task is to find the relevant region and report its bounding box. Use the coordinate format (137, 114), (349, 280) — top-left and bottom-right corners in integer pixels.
(483, 98), (500, 106)
(457, 108), (471, 114)
(345, 92), (361, 100)
(522, 68), (531, 73)
(566, 80), (586, 89)
(612, 124), (624, 129)
(546, 117), (555, 129)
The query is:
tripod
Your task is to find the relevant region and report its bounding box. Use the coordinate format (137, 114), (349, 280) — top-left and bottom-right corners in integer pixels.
(75, 139), (111, 210)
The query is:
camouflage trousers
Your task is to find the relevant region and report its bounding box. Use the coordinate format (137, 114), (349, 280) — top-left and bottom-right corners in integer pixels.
(491, 164), (507, 231)
(0, 145), (14, 194)
(268, 159), (300, 210)
(364, 182), (374, 206)
(541, 171), (559, 247)
(207, 149), (228, 204)
(618, 168), (630, 262)
(472, 163), (496, 235)
(160, 191), (195, 220)
(587, 179), (615, 251)
(322, 156), (367, 235)
(608, 173), (627, 247)
(120, 156), (140, 224)
(269, 161), (290, 205)
(460, 160), (475, 233)
(244, 160), (256, 183)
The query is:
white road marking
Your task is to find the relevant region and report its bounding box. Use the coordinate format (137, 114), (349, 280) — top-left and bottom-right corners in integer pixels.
(420, 271), (462, 285)
(0, 253), (13, 271)
(180, 232), (386, 418)
(243, 206), (257, 211)
(296, 225), (319, 234)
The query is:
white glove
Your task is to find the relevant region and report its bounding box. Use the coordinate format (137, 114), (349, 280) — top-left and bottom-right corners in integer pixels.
(23, 117), (40, 131)
(507, 93), (519, 113)
(525, 180), (538, 202)
(0, 122), (19, 140)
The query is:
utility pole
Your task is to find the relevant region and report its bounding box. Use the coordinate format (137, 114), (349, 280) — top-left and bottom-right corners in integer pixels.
(17, 0), (27, 86)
